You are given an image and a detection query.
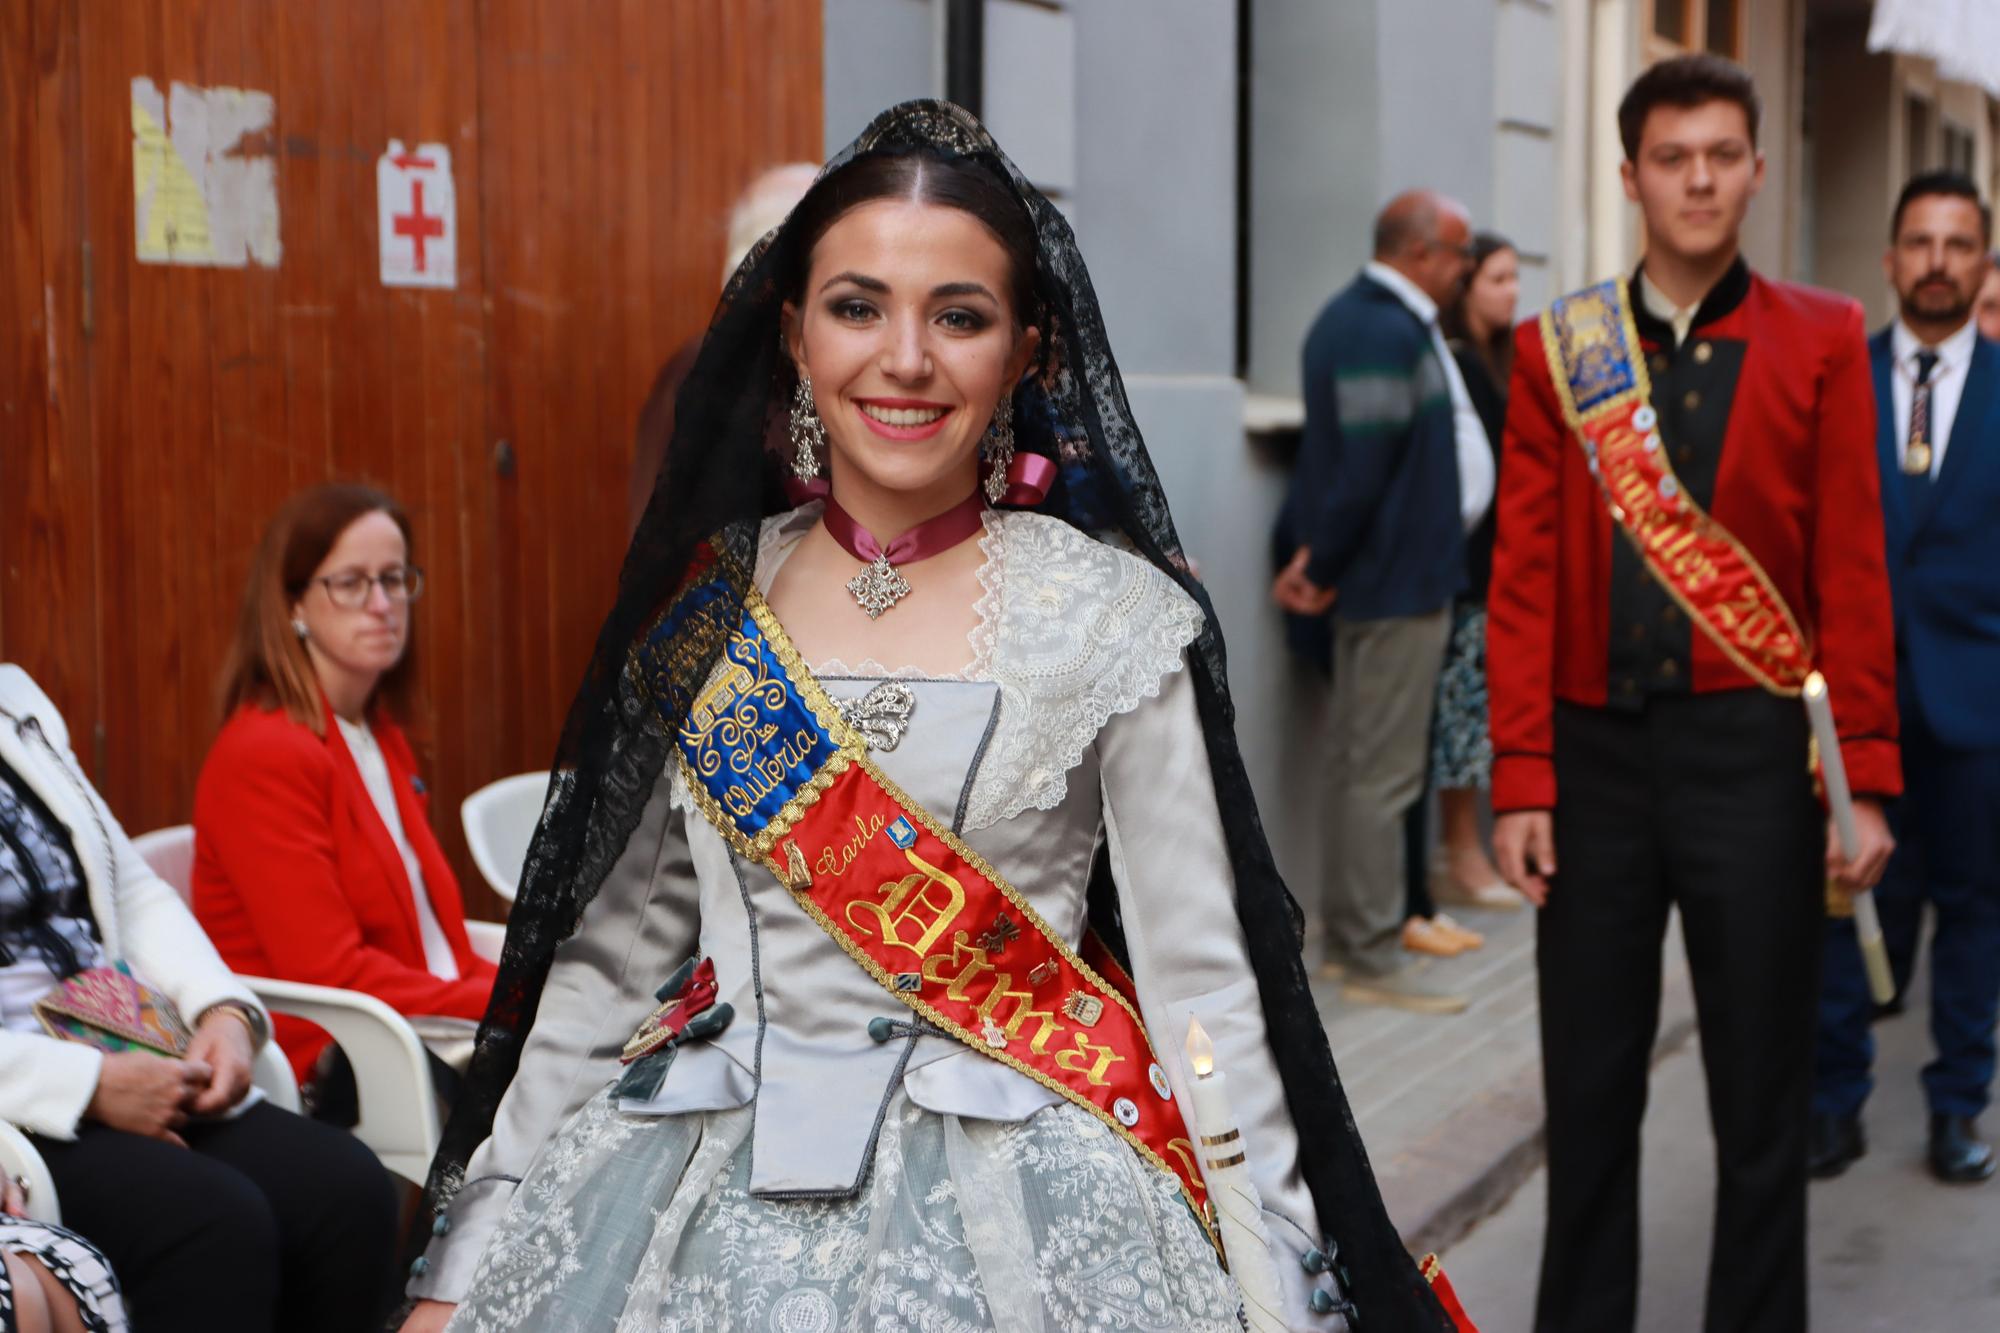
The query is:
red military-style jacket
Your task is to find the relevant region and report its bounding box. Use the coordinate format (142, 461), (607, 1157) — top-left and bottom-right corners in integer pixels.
(192, 699), (498, 1080)
(1486, 260), (1902, 813)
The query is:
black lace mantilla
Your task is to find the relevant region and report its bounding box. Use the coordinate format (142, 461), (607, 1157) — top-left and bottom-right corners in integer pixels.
(414, 100), (1452, 1331)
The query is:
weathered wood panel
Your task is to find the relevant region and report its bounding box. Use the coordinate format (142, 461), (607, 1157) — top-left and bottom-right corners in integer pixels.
(1, 0), (823, 920)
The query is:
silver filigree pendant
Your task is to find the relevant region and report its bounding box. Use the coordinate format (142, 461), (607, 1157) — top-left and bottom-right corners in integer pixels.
(835, 681), (917, 752)
(847, 555), (911, 619)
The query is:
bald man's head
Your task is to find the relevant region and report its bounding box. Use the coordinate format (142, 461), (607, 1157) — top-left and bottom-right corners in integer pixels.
(723, 163), (820, 285)
(1372, 190), (1457, 258)
(1373, 189), (1474, 307)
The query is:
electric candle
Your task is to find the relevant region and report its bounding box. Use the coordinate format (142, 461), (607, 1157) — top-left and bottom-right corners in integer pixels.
(1804, 672), (1894, 1004)
(1186, 1016), (1287, 1331)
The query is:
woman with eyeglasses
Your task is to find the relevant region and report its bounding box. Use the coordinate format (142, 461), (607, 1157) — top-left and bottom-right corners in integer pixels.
(192, 484), (496, 1123)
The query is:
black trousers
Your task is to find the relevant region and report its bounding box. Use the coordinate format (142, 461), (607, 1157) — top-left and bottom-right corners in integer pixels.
(1403, 796), (1435, 920)
(29, 1100), (399, 1333)
(1534, 691), (1823, 1333)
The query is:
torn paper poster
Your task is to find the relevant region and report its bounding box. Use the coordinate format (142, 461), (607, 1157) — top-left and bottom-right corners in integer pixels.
(131, 77), (281, 267)
(377, 141), (457, 289)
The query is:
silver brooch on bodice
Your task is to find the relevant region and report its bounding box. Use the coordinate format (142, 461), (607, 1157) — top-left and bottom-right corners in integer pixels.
(847, 555), (912, 619)
(834, 681), (916, 752)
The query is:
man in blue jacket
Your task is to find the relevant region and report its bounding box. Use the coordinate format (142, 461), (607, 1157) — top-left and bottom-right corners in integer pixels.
(1812, 170), (2000, 1185)
(1273, 189), (1492, 1013)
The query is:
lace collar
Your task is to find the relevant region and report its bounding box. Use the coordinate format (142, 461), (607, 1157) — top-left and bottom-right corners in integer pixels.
(754, 501), (1000, 682)
(738, 506), (1204, 831)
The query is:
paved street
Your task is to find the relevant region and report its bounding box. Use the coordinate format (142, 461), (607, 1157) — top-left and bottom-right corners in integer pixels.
(1310, 894), (1694, 1257)
(1437, 929), (2000, 1332)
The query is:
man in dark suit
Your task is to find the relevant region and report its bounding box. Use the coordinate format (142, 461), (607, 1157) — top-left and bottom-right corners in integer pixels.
(1272, 189), (1491, 1013)
(1811, 170), (2000, 1186)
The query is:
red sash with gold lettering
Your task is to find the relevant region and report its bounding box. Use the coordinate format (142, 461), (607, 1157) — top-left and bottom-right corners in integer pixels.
(652, 586), (1215, 1246)
(1540, 281), (1811, 694)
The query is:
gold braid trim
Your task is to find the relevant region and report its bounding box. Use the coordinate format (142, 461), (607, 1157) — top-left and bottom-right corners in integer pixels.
(673, 587), (1219, 1253)
(1538, 284), (1811, 697)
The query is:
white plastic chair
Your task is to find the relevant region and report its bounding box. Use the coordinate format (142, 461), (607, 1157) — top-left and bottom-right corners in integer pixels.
(129, 825), (199, 895)
(242, 976), (441, 1183)
(0, 1121), (61, 1224)
(460, 772), (550, 904)
(130, 825), (197, 902)
(131, 824), (441, 1184)
(465, 918), (507, 963)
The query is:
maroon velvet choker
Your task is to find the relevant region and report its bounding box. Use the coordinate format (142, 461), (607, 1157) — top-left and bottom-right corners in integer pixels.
(821, 489), (987, 619)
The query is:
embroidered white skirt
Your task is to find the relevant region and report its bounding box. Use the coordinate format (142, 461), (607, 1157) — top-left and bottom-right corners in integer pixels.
(445, 1087), (1238, 1333)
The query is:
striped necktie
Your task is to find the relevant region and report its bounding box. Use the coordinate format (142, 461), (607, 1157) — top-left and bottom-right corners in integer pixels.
(1904, 349), (1940, 497)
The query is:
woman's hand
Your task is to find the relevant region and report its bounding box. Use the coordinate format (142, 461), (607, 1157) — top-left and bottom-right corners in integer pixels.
(186, 1008), (257, 1115)
(2, 1173), (27, 1217)
(85, 1050), (211, 1146)
(400, 1299), (457, 1332)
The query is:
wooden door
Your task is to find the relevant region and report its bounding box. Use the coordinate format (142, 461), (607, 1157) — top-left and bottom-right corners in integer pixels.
(1, 0), (822, 919)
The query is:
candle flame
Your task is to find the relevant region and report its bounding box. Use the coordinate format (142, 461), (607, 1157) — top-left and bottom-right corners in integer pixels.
(1803, 671), (1826, 700)
(1185, 1015), (1214, 1077)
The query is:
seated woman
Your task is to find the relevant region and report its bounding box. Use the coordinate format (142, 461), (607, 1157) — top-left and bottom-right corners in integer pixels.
(193, 484), (497, 1119)
(0, 664), (397, 1333)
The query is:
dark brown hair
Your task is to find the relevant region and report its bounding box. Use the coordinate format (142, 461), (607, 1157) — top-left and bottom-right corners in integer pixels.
(782, 150), (1044, 331)
(1890, 169), (1992, 247)
(1618, 54), (1761, 161)
(217, 482), (417, 734)
(1443, 231), (1518, 387)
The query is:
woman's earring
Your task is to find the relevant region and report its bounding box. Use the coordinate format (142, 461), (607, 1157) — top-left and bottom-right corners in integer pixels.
(982, 393), (1015, 504)
(291, 617), (310, 641)
(789, 373), (826, 481)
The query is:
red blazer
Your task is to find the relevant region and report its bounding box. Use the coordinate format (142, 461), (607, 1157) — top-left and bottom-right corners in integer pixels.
(192, 699), (497, 1079)
(1487, 270), (1901, 814)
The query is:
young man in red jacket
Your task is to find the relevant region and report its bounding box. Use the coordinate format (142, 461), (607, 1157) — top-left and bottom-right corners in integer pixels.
(1486, 55), (1900, 1332)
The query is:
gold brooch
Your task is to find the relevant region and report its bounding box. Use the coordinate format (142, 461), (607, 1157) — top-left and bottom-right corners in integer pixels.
(778, 841), (812, 891)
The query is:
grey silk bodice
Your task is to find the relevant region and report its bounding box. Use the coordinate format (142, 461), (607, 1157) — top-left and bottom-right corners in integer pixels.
(413, 510), (1344, 1326)
(636, 674), (1097, 1197)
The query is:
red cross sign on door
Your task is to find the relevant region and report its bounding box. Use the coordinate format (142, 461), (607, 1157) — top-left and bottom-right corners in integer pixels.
(377, 139), (456, 289)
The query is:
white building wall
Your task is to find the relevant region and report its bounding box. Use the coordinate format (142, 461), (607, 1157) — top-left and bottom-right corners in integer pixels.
(1806, 17), (1999, 326)
(1494, 0), (1565, 310)
(1245, 0), (1383, 398)
(822, 0), (937, 155)
(822, 3), (1304, 891)
(1741, 0), (1805, 278)
(1809, 14), (1898, 321)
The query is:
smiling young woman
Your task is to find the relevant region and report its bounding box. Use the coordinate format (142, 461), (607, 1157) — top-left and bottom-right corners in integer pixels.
(401, 102), (1468, 1333)
(766, 160), (1041, 675)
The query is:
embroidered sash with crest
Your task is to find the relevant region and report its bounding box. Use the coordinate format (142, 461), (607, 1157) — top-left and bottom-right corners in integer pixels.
(1540, 280), (1811, 695)
(633, 583), (1216, 1247)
